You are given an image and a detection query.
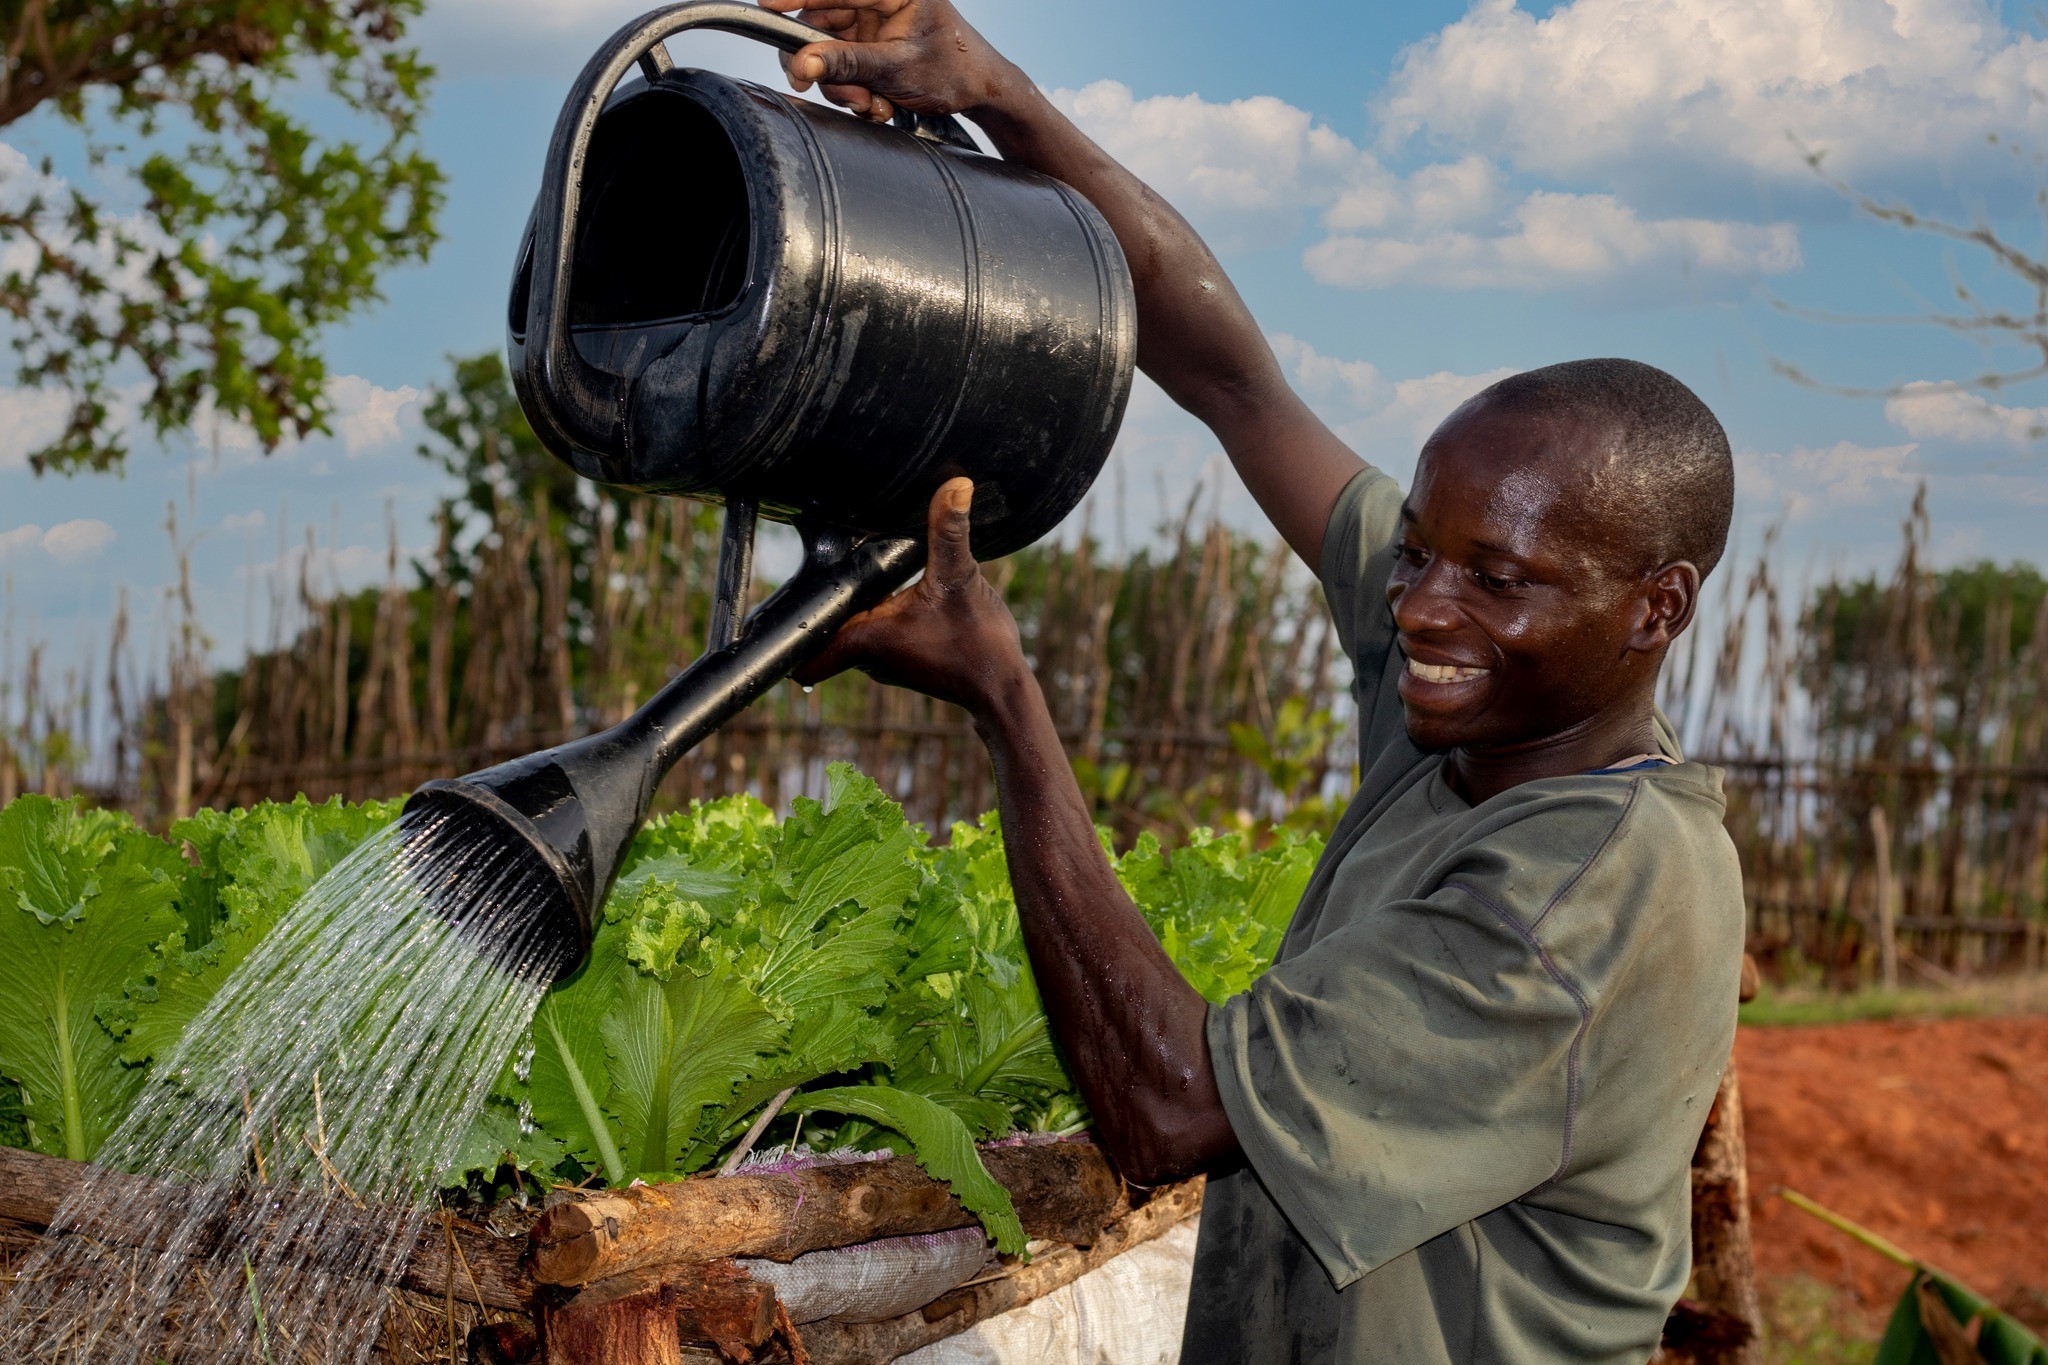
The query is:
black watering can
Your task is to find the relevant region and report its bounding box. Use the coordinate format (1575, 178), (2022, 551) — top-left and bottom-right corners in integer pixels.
(401, 1), (1136, 981)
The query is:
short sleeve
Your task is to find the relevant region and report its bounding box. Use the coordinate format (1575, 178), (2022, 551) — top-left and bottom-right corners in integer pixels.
(1206, 880), (1589, 1289)
(1317, 467), (1407, 763)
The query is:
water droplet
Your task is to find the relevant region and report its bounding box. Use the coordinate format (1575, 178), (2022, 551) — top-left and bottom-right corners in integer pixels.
(801, 684), (814, 694)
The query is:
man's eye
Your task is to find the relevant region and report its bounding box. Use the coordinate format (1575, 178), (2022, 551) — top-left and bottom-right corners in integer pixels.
(1398, 544), (1429, 566)
(1474, 570), (1519, 591)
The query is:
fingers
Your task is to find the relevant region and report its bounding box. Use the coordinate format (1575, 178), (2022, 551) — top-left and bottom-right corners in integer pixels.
(925, 477), (977, 589)
(789, 38), (901, 92)
(761, 0), (906, 12)
(791, 76), (891, 120)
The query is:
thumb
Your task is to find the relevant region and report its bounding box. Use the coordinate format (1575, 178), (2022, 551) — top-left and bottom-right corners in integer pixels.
(790, 39), (902, 91)
(926, 477), (977, 589)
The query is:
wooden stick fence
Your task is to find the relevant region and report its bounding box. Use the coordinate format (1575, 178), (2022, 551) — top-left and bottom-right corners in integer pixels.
(6, 480), (2045, 980)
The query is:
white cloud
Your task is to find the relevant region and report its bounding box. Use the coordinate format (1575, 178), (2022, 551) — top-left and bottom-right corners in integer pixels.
(1307, 191), (1800, 292)
(326, 375), (423, 455)
(42, 518), (115, 563)
(1884, 382), (2048, 445)
(1268, 333), (1516, 450)
(1381, 0), (2048, 188)
(1, 142), (179, 336)
(1053, 80), (1384, 252)
(1078, 336), (1515, 540)
(1736, 441), (1921, 519)
(235, 541), (390, 588)
(174, 374), (424, 463)
(1326, 154), (1504, 233)
(0, 385), (77, 470)
(1055, 82), (1796, 293)
(0, 518), (116, 564)
(1377, 368), (1522, 447)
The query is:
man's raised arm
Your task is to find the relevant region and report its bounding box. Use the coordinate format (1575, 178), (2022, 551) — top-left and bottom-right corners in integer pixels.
(761, 0), (1367, 565)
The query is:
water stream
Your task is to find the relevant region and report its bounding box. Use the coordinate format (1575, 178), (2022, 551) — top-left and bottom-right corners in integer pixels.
(0, 804), (574, 1363)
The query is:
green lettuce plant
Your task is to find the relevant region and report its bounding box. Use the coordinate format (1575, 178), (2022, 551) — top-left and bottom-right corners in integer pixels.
(0, 797), (183, 1160)
(0, 773), (1322, 1252)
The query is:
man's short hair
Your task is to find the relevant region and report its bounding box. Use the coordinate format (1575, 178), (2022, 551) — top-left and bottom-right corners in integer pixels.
(1466, 358), (1735, 579)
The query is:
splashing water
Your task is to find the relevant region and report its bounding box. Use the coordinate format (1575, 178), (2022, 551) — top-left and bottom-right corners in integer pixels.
(0, 803), (576, 1363)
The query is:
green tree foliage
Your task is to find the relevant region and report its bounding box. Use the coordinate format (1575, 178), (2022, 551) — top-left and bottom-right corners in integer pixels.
(1804, 557), (2046, 763)
(1, 0), (442, 473)
(416, 351), (587, 550)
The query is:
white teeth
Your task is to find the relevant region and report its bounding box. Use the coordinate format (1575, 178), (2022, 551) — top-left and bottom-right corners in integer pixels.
(1406, 658), (1490, 684)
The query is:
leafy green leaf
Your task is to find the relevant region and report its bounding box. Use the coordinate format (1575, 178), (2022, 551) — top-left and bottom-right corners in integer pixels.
(0, 797), (183, 1160)
(881, 815), (1076, 1137)
(603, 957), (784, 1180)
(786, 1085), (1025, 1255)
(441, 1097), (570, 1187)
(1118, 826), (1320, 1002)
(123, 797), (399, 1064)
(527, 938), (631, 1185)
(1876, 1269), (2048, 1365)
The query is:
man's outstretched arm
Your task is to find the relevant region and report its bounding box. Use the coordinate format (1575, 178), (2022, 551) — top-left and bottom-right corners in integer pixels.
(796, 481), (1239, 1186)
(760, 0), (1367, 566)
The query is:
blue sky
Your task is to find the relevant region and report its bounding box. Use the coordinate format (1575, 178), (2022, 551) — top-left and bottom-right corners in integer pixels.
(7, 0), (2048, 679)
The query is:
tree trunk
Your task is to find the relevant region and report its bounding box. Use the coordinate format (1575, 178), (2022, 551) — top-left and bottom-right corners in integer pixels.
(1668, 1063), (1764, 1365)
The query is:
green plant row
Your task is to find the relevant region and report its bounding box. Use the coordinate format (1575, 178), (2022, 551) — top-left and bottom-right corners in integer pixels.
(0, 768), (1319, 1249)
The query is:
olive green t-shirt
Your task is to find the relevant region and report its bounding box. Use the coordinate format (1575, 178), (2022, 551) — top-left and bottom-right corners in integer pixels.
(1183, 468), (1746, 1364)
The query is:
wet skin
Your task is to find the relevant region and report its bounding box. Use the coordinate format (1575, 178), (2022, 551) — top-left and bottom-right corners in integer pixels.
(1393, 402), (1701, 806)
(772, 0), (1699, 1184)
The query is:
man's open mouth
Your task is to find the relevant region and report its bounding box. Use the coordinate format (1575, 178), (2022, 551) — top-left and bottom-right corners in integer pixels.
(1405, 658), (1491, 684)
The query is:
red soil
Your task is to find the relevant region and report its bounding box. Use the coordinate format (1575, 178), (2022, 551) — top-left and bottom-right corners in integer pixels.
(1738, 1016), (2048, 1328)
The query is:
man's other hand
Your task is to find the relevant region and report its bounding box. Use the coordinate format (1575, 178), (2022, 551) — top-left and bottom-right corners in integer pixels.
(758, 0), (1023, 125)
(793, 478), (1027, 714)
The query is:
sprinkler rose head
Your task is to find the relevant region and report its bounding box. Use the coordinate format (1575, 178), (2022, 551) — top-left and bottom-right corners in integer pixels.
(400, 761), (603, 985)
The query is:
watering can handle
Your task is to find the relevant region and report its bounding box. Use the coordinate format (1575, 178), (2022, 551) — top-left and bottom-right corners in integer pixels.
(522, 1), (977, 458)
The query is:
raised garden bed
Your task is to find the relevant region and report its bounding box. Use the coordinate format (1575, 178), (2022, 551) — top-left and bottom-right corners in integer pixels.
(0, 1070), (1759, 1365)
(0, 1137), (1199, 1364)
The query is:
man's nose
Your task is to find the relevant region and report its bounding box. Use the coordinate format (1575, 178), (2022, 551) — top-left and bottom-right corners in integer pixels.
(1390, 559), (1462, 635)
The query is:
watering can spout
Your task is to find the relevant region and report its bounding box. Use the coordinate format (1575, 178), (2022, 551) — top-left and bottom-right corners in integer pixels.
(401, 528), (923, 983)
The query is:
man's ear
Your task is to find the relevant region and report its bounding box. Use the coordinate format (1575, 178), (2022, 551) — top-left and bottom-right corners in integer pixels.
(1629, 561), (1701, 653)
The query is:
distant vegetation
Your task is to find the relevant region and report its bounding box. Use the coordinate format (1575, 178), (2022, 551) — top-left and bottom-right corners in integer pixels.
(1, 0), (442, 473)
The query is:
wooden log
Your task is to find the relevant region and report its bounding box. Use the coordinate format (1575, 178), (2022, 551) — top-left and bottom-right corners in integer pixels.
(0, 1142), (538, 1311)
(1679, 1065), (1763, 1365)
(539, 1261), (783, 1365)
(530, 1141), (1126, 1289)
(796, 1178), (1205, 1365)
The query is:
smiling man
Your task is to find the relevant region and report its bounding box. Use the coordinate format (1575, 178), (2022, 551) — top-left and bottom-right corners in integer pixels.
(774, 1), (1747, 1360)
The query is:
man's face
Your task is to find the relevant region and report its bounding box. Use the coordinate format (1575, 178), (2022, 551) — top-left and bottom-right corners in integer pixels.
(1386, 399), (1655, 754)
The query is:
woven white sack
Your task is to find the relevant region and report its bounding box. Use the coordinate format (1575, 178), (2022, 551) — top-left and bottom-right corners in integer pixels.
(739, 1227), (992, 1325)
(899, 1215), (1201, 1365)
